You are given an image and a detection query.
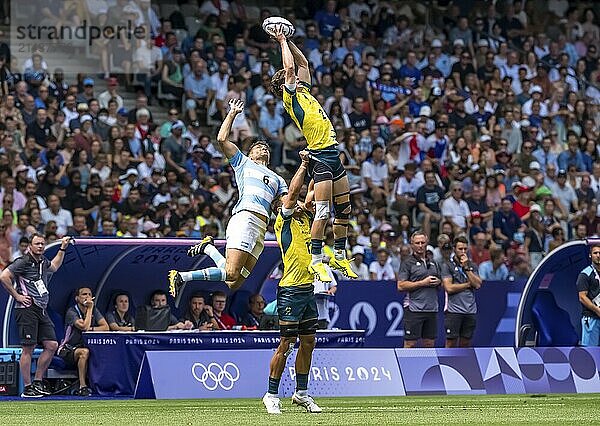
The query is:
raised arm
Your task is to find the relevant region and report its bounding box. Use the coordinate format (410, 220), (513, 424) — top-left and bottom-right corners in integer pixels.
(287, 40), (311, 85)
(275, 27), (296, 86)
(216, 99), (244, 159)
(282, 151), (310, 209)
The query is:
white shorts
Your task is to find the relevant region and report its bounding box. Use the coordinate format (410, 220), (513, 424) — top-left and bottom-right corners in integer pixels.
(226, 211), (267, 259)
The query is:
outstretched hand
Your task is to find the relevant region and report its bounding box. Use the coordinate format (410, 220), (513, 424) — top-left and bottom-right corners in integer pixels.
(228, 98), (244, 116)
(274, 24), (287, 44)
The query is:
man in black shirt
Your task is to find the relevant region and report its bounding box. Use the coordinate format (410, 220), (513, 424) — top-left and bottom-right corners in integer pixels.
(577, 245), (600, 346)
(181, 293), (217, 330)
(416, 171), (445, 237)
(26, 108), (53, 149)
(397, 231), (442, 348)
(0, 234), (72, 397)
(346, 97), (370, 133)
(58, 287), (109, 396)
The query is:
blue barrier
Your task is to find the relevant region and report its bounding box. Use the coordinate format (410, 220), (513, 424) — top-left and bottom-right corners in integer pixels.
(133, 346), (600, 399)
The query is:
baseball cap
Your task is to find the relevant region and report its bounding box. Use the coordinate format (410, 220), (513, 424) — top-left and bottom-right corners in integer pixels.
(178, 196), (191, 205)
(351, 245), (365, 256)
(83, 77), (94, 86)
(557, 169), (567, 177)
(480, 134), (491, 143)
(431, 39), (442, 48)
(171, 120), (185, 130)
(530, 204), (542, 214)
(80, 114), (92, 124)
(143, 220), (160, 232)
(471, 211), (481, 219)
(117, 108), (128, 117)
(478, 39), (489, 47)
(426, 245), (435, 253)
(419, 106), (432, 117)
(453, 38), (465, 47)
(530, 85), (542, 94)
(389, 118), (405, 128)
(529, 161), (541, 171)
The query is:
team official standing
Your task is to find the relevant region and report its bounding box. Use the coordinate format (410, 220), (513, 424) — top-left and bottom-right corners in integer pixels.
(441, 236), (482, 348)
(397, 231), (442, 348)
(0, 234), (72, 397)
(577, 244), (600, 346)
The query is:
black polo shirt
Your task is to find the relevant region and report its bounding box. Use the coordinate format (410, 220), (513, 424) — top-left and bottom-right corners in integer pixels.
(576, 265), (600, 318)
(398, 254), (441, 312)
(8, 253), (52, 309)
(441, 258), (479, 314)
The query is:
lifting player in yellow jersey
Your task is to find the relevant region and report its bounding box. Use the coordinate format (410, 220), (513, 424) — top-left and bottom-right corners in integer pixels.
(270, 26), (357, 282)
(262, 150), (322, 414)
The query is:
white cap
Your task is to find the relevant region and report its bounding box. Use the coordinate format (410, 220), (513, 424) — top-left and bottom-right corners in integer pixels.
(426, 245), (435, 253)
(478, 39), (489, 47)
(530, 204), (542, 213)
(431, 39), (442, 48)
(480, 134), (492, 143)
(453, 38), (465, 47)
(529, 161), (541, 170)
(522, 176), (536, 188)
(419, 105), (432, 117)
(530, 85), (543, 94)
(351, 245), (365, 256)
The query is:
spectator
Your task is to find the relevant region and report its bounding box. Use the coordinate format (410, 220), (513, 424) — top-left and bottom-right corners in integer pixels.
(441, 181), (471, 233)
(98, 78), (124, 110)
(105, 292), (135, 332)
(58, 286), (109, 397)
(41, 194), (73, 237)
(350, 245), (369, 280)
(493, 197), (525, 246)
(479, 247), (509, 281)
(211, 291), (236, 330)
(241, 293), (265, 328)
(181, 293), (217, 330)
(416, 170), (445, 237)
(369, 247), (395, 280)
(144, 289), (188, 331)
(361, 144), (389, 204)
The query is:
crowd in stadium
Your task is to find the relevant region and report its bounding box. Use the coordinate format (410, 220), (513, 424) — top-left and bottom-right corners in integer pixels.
(0, 0), (597, 283)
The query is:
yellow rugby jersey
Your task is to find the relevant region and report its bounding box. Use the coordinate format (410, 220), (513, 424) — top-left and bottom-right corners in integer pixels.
(282, 82), (337, 150)
(274, 210), (314, 287)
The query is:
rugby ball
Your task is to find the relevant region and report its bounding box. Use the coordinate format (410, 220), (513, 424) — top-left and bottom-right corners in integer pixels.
(262, 16), (295, 38)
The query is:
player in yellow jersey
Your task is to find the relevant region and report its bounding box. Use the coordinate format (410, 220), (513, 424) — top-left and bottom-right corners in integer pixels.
(270, 26), (357, 282)
(262, 150), (322, 414)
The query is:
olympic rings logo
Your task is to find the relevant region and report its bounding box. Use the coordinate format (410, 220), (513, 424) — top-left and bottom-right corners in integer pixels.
(191, 362), (240, 391)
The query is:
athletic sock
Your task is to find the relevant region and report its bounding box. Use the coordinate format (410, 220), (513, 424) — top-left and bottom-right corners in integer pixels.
(189, 268), (227, 281)
(204, 244), (226, 268)
(334, 238), (346, 260)
(311, 239), (323, 265)
(296, 373), (309, 391)
(268, 377), (280, 395)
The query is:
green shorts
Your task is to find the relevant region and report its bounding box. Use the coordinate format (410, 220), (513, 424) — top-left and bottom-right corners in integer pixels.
(308, 147), (346, 183)
(277, 284), (318, 323)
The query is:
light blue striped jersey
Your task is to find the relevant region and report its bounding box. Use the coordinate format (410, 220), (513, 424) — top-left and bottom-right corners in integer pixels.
(230, 150), (288, 218)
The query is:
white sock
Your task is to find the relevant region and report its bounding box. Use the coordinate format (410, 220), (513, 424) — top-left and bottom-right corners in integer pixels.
(296, 389), (308, 396)
(203, 244), (225, 266)
(311, 254), (323, 265)
(180, 271), (193, 282)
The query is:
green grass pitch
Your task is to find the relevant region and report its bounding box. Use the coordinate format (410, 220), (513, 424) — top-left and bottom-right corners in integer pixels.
(1, 395), (600, 425)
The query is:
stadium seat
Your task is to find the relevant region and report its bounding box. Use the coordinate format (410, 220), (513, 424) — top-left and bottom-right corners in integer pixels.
(531, 291), (579, 347)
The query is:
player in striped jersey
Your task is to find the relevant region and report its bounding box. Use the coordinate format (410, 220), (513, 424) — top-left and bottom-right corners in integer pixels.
(169, 99), (288, 295)
(270, 26), (357, 282)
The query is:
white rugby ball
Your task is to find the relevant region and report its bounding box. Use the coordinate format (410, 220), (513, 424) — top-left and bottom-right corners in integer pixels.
(262, 16), (295, 38)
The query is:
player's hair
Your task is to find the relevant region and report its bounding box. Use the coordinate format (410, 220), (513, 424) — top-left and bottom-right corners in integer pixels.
(270, 69), (286, 99)
(248, 139), (270, 153)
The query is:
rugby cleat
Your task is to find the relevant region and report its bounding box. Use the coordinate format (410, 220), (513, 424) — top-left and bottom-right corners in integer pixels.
(309, 262), (332, 282)
(187, 236), (214, 257)
(168, 270), (185, 298)
(329, 257), (359, 279)
(262, 392), (282, 414)
(292, 392), (322, 413)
